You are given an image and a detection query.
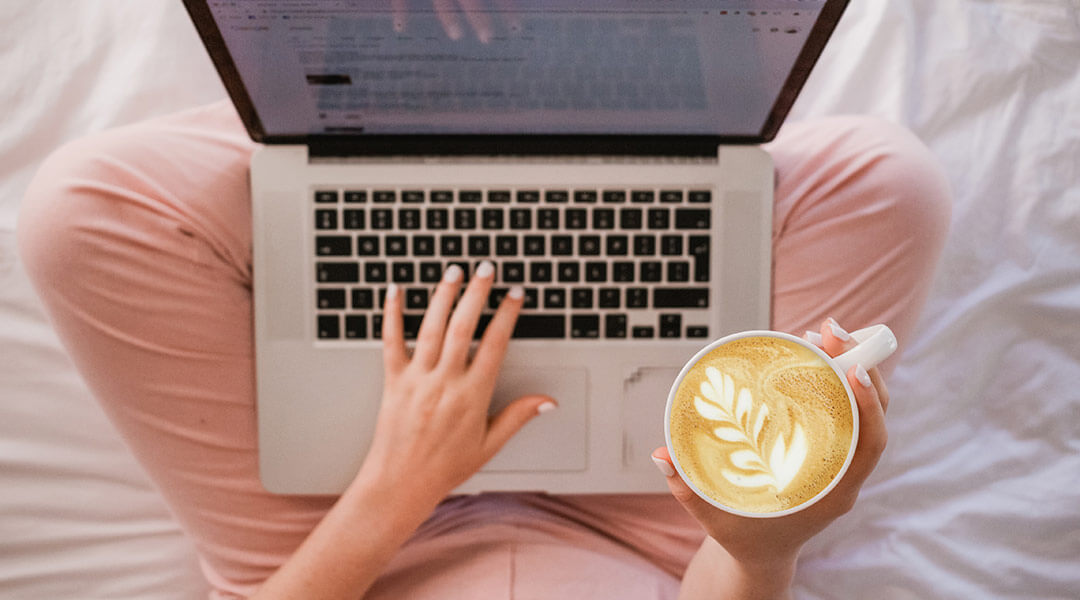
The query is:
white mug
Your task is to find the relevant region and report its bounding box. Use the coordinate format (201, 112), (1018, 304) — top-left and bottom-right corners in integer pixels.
(664, 324), (897, 518)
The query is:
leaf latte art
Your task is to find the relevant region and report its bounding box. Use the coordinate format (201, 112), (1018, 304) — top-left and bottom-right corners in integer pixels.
(692, 367), (808, 492)
(669, 336), (854, 514)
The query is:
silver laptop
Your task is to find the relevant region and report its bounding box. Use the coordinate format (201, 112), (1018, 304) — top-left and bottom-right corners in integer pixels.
(185, 0), (848, 495)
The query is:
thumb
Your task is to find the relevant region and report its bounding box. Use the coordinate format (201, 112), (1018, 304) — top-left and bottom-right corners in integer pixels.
(652, 447), (721, 525)
(483, 395), (557, 457)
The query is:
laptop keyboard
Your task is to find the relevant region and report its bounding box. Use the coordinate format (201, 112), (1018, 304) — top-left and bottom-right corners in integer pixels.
(313, 188), (711, 341)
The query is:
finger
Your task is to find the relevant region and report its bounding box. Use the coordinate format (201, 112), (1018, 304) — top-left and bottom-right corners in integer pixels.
(651, 447), (727, 526)
(482, 395), (556, 458)
(438, 261), (495, 369)
(456, 0), (494, 43)
(391, 0), (407, 32)
(820, 317), (857, 358)
(838, 364), (888, 488)
(468, 285), (523, 378)
(411, 265), (465, 368)
(869, 367), (889, 414)
(382, 283), (408, 374)
(803, 329), (824, 349)
(433, 0), (464, 40)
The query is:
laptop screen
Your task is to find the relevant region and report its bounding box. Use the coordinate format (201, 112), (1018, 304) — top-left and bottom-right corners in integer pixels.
(187, 0), (845, 151)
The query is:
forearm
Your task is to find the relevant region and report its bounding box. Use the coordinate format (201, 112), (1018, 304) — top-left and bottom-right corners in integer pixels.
(679, 537), (797, 600)
(250, 470), (436, 600)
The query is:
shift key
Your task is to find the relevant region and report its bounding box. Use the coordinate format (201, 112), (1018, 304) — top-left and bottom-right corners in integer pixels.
(653, 288), (709, 308)
(512, 315), (566, 338)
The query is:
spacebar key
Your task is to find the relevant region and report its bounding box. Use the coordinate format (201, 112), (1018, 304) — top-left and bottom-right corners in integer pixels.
(512, 315), (566, 338)
(653, 288), (709, 308)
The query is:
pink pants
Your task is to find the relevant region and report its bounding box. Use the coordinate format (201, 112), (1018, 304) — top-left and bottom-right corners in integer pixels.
(17, 101), (951, 599)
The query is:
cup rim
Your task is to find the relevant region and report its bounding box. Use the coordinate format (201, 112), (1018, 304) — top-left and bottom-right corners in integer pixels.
(664, 329), (861, 519)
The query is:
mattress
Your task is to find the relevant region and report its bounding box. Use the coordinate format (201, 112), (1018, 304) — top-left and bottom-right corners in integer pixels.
(1, 1), (1077, 598)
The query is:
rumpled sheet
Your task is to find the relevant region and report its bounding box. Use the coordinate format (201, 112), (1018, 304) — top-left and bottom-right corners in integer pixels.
(1, 1), (1077, 598)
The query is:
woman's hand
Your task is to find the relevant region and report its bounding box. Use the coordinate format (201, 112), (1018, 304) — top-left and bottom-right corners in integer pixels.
(653, 318), (890, 573)
(356, 261), (555, 514)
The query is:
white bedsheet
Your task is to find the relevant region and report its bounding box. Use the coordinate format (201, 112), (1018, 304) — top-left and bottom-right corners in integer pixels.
(1, 1), (1077, 598)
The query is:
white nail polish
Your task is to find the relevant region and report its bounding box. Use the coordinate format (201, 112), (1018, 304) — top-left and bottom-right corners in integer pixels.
(855, 364), (873, 388)
(385, 282), (399, 300)
(443, 264), (463, 283)
(652, 456), (675, 477)
(537, 401), (557, 414)
(476, 261), (495, 279)
(804, 331), (824, 347)
(508, 285), (524, 299)
(828, 318), (851, 341)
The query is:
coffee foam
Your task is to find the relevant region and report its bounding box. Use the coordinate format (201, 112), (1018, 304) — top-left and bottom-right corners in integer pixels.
(669, 336), (853, 514)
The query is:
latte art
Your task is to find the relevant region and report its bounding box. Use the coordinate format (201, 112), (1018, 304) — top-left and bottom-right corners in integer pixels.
(669, 336), (854, 514)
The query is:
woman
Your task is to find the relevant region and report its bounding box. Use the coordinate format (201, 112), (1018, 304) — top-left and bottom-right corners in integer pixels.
(17, 100), (950, 599)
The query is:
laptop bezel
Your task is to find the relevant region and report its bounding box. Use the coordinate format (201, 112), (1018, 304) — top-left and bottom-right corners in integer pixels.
(182, 0), (849, 156)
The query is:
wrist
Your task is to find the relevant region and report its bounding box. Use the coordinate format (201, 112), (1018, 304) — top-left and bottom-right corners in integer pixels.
(343, 465), (437, 540)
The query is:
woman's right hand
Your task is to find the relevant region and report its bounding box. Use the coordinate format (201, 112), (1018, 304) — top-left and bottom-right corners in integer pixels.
(355, 261), (556, 514)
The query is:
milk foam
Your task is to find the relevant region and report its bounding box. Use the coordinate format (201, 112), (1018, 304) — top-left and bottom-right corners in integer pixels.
(670, 337), (853, 514)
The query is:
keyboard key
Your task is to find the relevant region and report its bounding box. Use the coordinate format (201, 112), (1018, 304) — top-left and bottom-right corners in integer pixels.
(431, 190), (454, 203)
(352, 288), (374, 309)
(647, 208), (670, 229)
(640, 261), (662, 282)
(689, 235), (710, 282)
(488, 190), (511, 203)
(654, 288), (709, 308)
(565, 208), (587, 229)
(373, 190), (396, 203)
(543, 288), (566, 309)
(626, 287), (648, 308)
(385, 236), (407, 256)
(447, 261), (470, 282)
(315, 190), (338, 203)
(551, 235), (573, 255)
(557, 262), (580, 282)
(660, 235), (683, 256)
(317, 288), (346, 309)
(544, 190), (568, 203)
(495, 235), (518, 256)
(606, 235), (629, 255)
(523, 287), (539, 309)
(602, 190), (626, 203)
(584, 261), (606, 282)
(488, 287), (509, 309)
(317, 262), (359, 283)
(454, 208), (477, 229)
(406, 288), (428, 309)
(402, 314), (423, 340)
(571, 315), (600, 338)
(660, 190), (683, 203)
(460, 191), (482, 203)
(402, 190), (424, 203)
(571, 288), (593, 308)
(441, 235), (463, 256)
(605, 314), (628, 338)
(613, 261), (635, 282)
(482, 208), (504, 229)
(509, 208), (532, 229)
(634, 235), (656, 256)
(364, 262), (387, 283)
(513, 315), (566, 338)
(579, 235), (601, 255)
(315, 209), (338, 230)
(426, 208), (449, 229)
(344, 315), (367, 339)
(344, 191), (366, 203)
(338, 208), (364, 232)
(598, 288), (620, 308)
(502, 261), (525, 282)
(371, 209), (393, 229)
(620, 208), (643, 229)
(675, 209), (711, 229)
(399, 208), (421, 229)
(689, 191), (712, 203)
(593, 208), (615, 229)
(316, 236), (351, 256)
(413, 235), (436, 256)
(659, 314), (682, 338)
(317, 315), (340, 338)
(530, 262), (553, 282)
(631, 190), (655, 203)
(538, 209), (559, 229)
(523, 235), (545, 256)
(632, 326), (654, 338)
(467, 235), (491, 256)
(372, 314), (382, 339)
(667, 261), (690, 282)
(392, 262), (415, 283)
(572, 190), (596, 203)
(419, 262), (441, 283)
(687, 325), (709, 338)
(517, 190), (540, 203)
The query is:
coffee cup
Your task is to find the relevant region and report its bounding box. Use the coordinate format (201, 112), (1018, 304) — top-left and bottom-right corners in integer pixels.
(664, 324), (896, 518)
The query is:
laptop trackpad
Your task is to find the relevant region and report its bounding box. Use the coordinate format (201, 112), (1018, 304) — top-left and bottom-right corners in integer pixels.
(481, 367), (588, 472)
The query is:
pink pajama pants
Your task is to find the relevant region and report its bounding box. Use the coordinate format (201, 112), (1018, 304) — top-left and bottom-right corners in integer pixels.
(17, 101), (951, 599)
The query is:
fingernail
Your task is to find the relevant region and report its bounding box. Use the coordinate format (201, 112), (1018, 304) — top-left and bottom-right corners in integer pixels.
(804, 330), (823, 347)
(386, 282), (399, 301)
(828, 318), (851, 342)
(443, 264), (463, 283)
(537, 401), (557, 415)
(652, 456), (675, 477)
(476, 261), (495, 279)
(508, 285), (524, 299)
(855, 364), (873, 388)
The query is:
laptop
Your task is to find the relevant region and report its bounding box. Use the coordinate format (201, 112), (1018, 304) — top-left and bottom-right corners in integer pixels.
(184, 0), (849, 495)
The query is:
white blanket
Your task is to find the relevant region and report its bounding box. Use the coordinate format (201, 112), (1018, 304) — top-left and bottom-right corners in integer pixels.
(1, 1), (1077, 598)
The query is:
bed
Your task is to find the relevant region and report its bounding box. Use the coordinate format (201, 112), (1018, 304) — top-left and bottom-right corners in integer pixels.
(1, 1), (1077, 598)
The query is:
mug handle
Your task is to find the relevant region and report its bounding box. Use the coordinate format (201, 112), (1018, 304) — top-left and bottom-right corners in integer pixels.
(831, 324), (898, 375)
